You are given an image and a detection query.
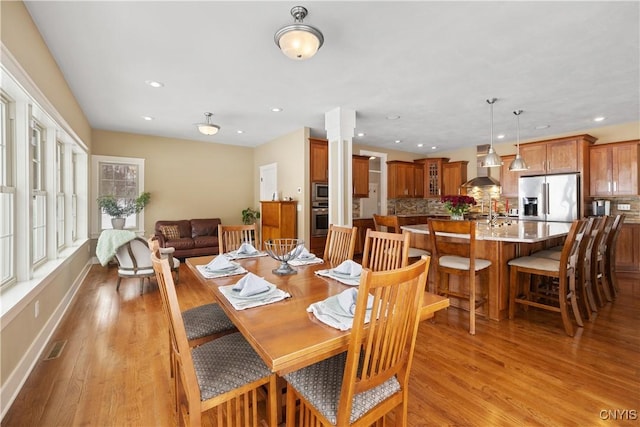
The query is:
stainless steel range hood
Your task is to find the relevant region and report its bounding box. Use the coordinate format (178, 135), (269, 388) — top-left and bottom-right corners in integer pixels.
(463, 144), (501, 187)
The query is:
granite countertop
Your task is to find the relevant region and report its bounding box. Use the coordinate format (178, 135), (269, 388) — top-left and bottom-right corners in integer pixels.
(401, 220), (573, 243)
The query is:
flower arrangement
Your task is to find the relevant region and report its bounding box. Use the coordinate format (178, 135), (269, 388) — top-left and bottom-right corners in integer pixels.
(97, 192), (151, 218)
(441, 195), (476, 218)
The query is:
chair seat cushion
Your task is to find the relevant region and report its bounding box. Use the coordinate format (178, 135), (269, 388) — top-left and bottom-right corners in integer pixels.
(408, 247), (430, 258)
(165, 238), (195, 250)
(118, 268), (154, 276)
(182, 303), (235, 341)
(508, 255), (560, 272)
(439, 255), (491, 271)
(283, 352), (401, 425)
(192, 332), (271, 401)
(193, 235), (218, 248)
(530, 249), (562, 261)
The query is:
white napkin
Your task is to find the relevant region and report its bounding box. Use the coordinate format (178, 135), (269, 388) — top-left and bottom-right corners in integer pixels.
(232, 272), (271, 297)
(236, 242), (259, 255)
(293, 246), (314, 259)
(336, 288), (374, 316)
(332, 260), (363, 278)
(205, 255), (236, 272)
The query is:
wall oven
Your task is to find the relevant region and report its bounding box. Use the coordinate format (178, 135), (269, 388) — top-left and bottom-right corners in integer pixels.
(312, 182), (329, 203)
(311, 203), (329, 236)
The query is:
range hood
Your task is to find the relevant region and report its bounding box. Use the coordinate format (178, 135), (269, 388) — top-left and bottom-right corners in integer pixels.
(463, 144), (501, 187)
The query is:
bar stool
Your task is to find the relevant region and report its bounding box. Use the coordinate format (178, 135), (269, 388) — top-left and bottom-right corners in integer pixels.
(509, 219), (585, 336)
(604, 214), (625, 299)
(373, 214), (430, 260)
(427, 219), (490, 335)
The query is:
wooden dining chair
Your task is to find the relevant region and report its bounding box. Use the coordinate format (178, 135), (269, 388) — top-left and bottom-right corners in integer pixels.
(372, 214), (430, 260)
(361, 229), (410, 272)
(151, 251), (277, 427)
(427, 219), (491, 335)
(284, 257), (431, 426)
(218, 223), (259, 253)
(509, 219), (585, 336)
(323, 224), (357, 265)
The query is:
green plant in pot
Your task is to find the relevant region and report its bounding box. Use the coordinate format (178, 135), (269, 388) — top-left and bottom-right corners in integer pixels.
(97, 192), (151, 229)
(241, 207), (260, 225)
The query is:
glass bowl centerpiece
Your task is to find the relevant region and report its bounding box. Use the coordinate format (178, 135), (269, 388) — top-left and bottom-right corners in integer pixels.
(263, 238), (305, 275)
(441, 195), (476, 220)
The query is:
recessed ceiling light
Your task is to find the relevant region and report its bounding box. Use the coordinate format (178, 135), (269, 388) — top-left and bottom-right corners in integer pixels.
(369, 156), (376, 160)
(417, 143), (424, 148)
(386, 115), (400, 120)
(535, 124), (550, 130)
(145, 80), (164, 88)
(271, 107), (283, 112)
(142, 116), (154, 121)
(497, 134), (505, 139)
(236, 130), (244, 134)
(357, 132), (365, 137)
(394, 140), (401, 144)
(431, 146), (437, 150)
(593, 116), (606, 122)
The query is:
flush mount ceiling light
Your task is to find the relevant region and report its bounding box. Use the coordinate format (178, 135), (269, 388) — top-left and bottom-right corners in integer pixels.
(509, 109), (529, 172)
(196, 112), (220, 135)
(483, 98), (503, 168)
(274, 6), (324, 60)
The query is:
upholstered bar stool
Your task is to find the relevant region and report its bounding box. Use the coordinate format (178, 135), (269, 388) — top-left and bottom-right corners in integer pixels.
(604, 214), (625, 299)
(509, 219), (585, 336)
(373, 214), (430, 260)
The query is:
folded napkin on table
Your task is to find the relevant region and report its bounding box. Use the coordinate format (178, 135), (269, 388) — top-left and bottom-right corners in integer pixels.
(289, 256), (324, 266)
(332, 260), (363, 278)
(236, 242), (259, 255)
(307, 288), (374, 331)
(205, 255), (237, 272)
(291, 246), (314, 259)
(232, 272), (271, 297)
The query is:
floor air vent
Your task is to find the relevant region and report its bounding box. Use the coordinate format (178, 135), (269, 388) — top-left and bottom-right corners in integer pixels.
(44, 340), (67, 360)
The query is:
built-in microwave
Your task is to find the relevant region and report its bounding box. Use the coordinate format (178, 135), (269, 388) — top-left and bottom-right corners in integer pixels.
(312, 182), (328, 203)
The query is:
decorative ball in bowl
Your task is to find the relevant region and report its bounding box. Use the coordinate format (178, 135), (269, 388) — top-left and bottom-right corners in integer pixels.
(263, 238), (305, 275)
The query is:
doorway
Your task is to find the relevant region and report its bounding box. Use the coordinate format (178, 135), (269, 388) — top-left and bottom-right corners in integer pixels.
(358, 150), (387, 216)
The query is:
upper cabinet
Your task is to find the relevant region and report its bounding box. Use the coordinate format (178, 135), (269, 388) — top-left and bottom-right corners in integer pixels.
(590, 140), (639, 197)
(387, 161), (422, 198)
(442, 161), (468, 196)
(414, 157), (449, 198)
(352, 155), (370, 198)
(499, 155), (520, 197)
(310, 138), (328, 182)
(519, 134), (596, 175)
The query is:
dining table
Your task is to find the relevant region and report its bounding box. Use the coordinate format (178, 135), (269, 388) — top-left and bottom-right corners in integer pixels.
(185, 254), (449, 375)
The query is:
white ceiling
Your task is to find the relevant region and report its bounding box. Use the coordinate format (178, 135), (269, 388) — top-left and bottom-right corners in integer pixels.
(24, 1), (640, 154)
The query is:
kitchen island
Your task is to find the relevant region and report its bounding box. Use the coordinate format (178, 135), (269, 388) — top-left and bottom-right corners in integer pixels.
(402, 220), (572, 320)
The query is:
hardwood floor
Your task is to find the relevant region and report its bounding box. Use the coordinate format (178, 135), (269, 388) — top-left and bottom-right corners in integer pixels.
(3, 265), (639, 426)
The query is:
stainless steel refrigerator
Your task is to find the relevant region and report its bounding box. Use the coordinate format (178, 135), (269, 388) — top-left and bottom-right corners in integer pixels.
(518, 173), (580, 222)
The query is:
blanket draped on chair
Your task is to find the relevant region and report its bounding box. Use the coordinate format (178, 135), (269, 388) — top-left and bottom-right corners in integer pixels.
(96, 229), (137, 266)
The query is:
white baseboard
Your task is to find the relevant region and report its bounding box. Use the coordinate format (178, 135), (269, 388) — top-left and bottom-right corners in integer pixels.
(0, 261), (91, 421)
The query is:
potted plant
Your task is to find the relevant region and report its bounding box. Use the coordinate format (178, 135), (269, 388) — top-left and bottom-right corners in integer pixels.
(441, 195), (476, 220)
(241, 207), (260, 225)
(97, 192), (151, 229)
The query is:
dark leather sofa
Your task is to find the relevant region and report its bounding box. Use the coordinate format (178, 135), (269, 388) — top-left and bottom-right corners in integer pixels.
(154, 218), (221, 258)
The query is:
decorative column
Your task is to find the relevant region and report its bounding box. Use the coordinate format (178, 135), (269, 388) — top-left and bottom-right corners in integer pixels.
(325, 107), (356, 227)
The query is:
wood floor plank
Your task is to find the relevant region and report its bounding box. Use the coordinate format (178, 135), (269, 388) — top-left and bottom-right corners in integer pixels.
(2, 266), (638, 426)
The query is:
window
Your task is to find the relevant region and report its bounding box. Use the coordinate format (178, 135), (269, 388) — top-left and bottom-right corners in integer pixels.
(71, 153), (78, 241)
(56, 141), (65, 250)
(31, 120), (46, 266)
(0, 93), (16, 287)
(92, 155), (145, 234)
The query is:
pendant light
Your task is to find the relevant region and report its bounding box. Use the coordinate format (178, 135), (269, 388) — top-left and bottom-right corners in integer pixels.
(509, 109), (529, 171)
(483, 98), (502, 168)
(274, 6), (324, 60)
(197, 112), (220, 136)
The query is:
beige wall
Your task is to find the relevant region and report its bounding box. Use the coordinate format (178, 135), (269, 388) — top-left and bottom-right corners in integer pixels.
(92, 130), (256, 232)
(253, 128), (309, 240)
(0, 1), (92, 146)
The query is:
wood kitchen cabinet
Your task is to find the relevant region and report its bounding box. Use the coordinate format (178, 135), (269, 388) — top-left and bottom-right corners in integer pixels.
(310, 138), (328, 182)
(352, 155), (370, 198)
(413, 163), (424, 198)
(387, 161), (420, 198)
(442, 161), (468, 196)
(414, 157), (449, 198)
(615, 222), (640, 273)
(519, 134), (596, 175)
(499, 154), (520, 197)
(261, 201), (297, 241)
(589, 140), (639, 197)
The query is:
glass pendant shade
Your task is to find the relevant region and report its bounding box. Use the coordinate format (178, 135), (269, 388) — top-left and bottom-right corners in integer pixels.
(509, 109), (529, 171)
(197, 112), (220, 135)
(275, 6), (324, 60)
(484, 98), (502, 167)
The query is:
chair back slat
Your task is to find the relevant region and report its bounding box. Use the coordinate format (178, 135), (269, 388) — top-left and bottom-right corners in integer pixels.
(337, 257), (430, 425)
(361, 229), (410, 272)
(323, 224), (357, 265)
(218, 224), (258, 253)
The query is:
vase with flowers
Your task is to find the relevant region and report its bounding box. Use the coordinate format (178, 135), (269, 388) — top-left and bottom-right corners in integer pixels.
(441, 195), (476, 220)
